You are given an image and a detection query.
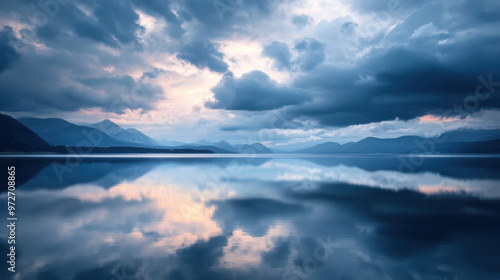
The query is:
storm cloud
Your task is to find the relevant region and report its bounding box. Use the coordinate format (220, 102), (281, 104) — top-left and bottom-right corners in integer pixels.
(211, 0), (500, 127)
(206, 71), (311, 111)
(294, 38), (326, 71)
(0, 0), (500, 142)
(177, 40), (229, 73)
(287, 11), (500, 126)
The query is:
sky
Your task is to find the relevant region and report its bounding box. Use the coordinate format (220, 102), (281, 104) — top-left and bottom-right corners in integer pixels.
(1, 0), (500, 149)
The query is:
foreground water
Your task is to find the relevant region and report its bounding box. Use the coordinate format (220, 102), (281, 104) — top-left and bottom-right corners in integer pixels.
(1, 155), (500, 280)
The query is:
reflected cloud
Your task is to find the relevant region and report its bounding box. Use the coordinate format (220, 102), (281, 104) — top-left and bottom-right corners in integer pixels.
(210, 198), (309, 237)
(227, 159), (500, 198)
(0, 157), (499, 279)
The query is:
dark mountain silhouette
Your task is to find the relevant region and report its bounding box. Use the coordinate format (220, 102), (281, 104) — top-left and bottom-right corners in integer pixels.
(0, 113), (51, 152)
(18, 117), (139, 147)
(3, 112), (499, 155)
(0, 114), (213, 154)
(89, 119), (159, 147)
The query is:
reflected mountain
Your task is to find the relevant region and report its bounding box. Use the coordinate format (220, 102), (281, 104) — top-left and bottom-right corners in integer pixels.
(0, 157), (273, 192)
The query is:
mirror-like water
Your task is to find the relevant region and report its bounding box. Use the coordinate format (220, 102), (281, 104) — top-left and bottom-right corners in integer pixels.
(1, 155), (499, 280)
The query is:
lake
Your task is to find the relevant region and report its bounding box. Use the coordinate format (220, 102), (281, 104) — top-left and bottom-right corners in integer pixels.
(1, 155), (500, 280)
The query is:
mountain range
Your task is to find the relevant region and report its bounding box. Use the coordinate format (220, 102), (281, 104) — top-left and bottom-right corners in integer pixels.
(2, 112), (500, 154)
(1, 114), (271, 154)
(18, 117), (136, 148)
(295, 130), (500, 154)
(0, 114), (211, 153)
(180, 141), (273, 154)
(88, 120), (159, 146)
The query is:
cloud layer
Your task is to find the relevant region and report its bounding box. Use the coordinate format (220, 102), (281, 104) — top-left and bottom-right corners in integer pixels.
(0, 0), (499, 143)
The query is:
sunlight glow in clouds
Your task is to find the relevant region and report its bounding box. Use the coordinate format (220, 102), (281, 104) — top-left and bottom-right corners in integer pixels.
(1, 0), (499, 145)
(419, 115), (460, 123)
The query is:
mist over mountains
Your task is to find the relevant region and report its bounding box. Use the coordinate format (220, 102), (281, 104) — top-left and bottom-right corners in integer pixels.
(296, 133), (500, 155)
(0, 113), (210, 153)
(2, 112), (500, 154)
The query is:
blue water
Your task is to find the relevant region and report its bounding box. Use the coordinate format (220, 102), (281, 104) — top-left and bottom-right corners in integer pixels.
(1, 155), (500, 279)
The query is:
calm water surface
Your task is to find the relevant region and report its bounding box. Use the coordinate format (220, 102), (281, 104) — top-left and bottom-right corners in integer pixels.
(1, 155), (500, 280)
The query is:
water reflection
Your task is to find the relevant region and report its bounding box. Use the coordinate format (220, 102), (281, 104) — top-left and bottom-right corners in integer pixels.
(1, 156), (499, 279)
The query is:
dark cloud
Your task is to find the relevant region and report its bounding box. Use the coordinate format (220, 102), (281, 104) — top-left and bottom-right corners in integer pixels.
(262, 41), (292, 70)
(263, 38), (326, 72)
(200, 0), (500, 128)
(0, 46), (164, 113)
(0, 0), (294, 113)
(177, 40), (229, 73)
(0, 26), (20, 73)
(294, 38), (326, 71)
(287, 32), (500, 126)
(0, 0), (169, 114)
(169, 0), (294, 73)
(206, 71), (311, 111)
(183, 0), (288, 37)
(28, 1), (144, 48)
(282, 0), (500, 127)
(91, 1), (143, 45)
(132, 0), (185, 38)
(174, 0), (291, 72)
(78, 75), (165, 113)
(1, 0), (500, 131)
(459, 0), (500, 25)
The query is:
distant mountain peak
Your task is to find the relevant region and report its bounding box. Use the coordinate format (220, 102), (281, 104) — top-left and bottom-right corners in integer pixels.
(91, 119), (125, 131)
(94, 119), (120, 126)
(89, 120), (159, 147)
(92, 119), (124, 132)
